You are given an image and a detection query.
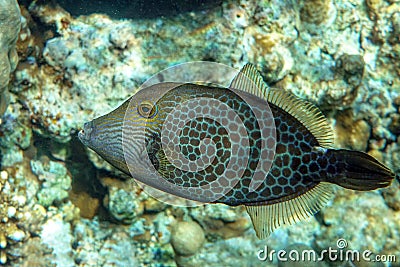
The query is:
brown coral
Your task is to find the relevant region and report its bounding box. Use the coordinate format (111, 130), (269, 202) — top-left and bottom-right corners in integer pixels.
(299, 0), (336, 27)
(335, 110), (371, 151)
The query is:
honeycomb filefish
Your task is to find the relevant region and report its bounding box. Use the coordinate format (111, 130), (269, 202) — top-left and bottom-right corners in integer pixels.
(79, 63), (395, 239)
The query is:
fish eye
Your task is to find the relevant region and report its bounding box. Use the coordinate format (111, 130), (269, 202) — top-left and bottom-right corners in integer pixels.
(138, 101), (158, 118)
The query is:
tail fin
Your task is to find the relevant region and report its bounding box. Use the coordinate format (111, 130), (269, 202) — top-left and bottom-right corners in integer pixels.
(324, 149), (395, 191)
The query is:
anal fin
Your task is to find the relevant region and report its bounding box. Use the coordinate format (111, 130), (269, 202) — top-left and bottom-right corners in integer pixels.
(245, 182), (334, 239)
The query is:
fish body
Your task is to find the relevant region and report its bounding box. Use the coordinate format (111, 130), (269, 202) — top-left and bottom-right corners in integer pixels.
(79, 63), (395, 238)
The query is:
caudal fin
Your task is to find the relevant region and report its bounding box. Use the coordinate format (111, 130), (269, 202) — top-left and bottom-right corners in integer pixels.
(325, 149), (395, 191)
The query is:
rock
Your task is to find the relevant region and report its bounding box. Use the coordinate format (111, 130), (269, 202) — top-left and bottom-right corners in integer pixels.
(171, 221), (205, 256)
(0, 0), (21, 120)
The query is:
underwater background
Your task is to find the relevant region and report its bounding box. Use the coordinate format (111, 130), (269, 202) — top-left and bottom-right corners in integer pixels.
(0, 0), (399, 266)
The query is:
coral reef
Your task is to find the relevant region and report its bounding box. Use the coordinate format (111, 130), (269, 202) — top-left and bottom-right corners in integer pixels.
(0, 0), (399, 266)
(0, 0), (21, 122)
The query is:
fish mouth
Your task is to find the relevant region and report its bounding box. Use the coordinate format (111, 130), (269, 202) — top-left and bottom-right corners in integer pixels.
(78, 121), (93, 145)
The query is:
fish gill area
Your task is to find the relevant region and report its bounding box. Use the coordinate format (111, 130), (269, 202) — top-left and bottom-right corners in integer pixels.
(0, 0), (399, 266)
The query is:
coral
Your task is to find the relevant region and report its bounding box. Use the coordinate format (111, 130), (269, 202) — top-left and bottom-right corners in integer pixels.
(222, 2), (250, 29)
(73, 217), (176, 266)
(389, 11), (400, 45)
(335, 110), (371, 151)
(298, 0), (337, 27)
(366, 0), (385, 19)
(388, 113), (400, 135)
(0, 158), (79, 266)
(100, 177), (146, 224)
(11, 6), (149, 141)
(0, 169), (29, 265)
(10, 237), (54, 267)
(30, 158), (72, 207)
(104, 186), (145, 224)
(0, 114), (32, 166)
(315, 189), (400, 257)
(0, 163), (70, 266)
(0, 153), (77, 266)
(385, 137), (400, 178)
(382, 182), (400, 211)
(0, 0), (21, 121)
(40, 214), (75, 267)
(190, 205), (251, 239)
(244, 28), (295, 83)
(335, 53), (365, 87)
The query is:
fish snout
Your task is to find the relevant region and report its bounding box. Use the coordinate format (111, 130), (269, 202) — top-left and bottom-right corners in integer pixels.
(78, 121), (93, 145)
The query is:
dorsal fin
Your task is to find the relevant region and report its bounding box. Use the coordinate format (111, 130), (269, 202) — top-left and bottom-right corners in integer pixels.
(266, 88), (334, 148)
(231, 63), (334, 148)
(229, 63), (269, 99)
(245, 182), (334, 239)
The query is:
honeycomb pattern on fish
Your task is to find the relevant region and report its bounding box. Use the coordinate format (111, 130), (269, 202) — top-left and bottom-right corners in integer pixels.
(145, 84), (338, 205)
(147, 88), (265, 198)
(221, 104), (326, 205)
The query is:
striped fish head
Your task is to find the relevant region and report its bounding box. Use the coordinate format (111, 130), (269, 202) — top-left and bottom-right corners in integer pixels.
(78, 82), (185, 176)
(78, 120), (94, 148)
(78, 100), (131, 173)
